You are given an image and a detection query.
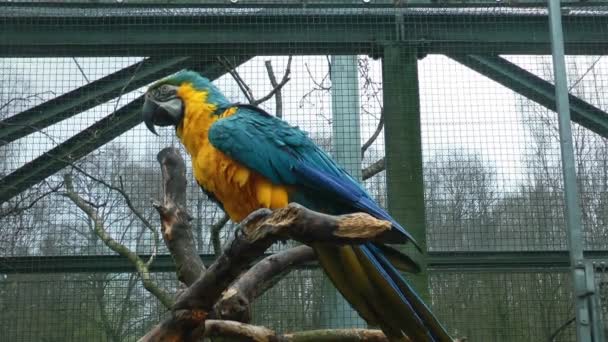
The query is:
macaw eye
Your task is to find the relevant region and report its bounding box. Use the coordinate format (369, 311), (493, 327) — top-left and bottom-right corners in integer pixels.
(153, 85), (175, 100)
(160, 84), (173, 95)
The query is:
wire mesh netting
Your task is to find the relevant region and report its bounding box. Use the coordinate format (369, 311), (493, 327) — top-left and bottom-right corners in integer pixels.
(1, 1), (607, 341)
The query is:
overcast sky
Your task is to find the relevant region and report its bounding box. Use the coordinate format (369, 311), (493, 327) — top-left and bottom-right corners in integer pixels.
(2, 54), (605, 192)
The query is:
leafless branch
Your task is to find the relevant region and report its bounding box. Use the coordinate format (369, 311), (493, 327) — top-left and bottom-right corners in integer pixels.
(305, 61), (331, 91)
(210, 213), (230, 256)
(0, 182), (63, 219)
(547, 316), (575, 341)
(153, 147), (206, 286)
(68, 162), (160, 267)
(113, 58), (146, 115)
(257, 56), (293, 117)
(569, 56), (602, 92)
(362, 157), (386, 181)
(72, 57), (91, 84)
(141, 200), (393, 340)
(62, 173), (174, 308)
(0, 91), (56, 113)
(214, 245), (315, 322)
(218, 56), (255, 103)
(204, 320), (390, 342)
(220, 56), (293, 112)
(361, 109), (384, 157)
(299, 61), (332, 109)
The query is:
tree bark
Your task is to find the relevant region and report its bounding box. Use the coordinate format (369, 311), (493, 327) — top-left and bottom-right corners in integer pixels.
(142, 202), (397, 341)
(204, 320), (390, 341)
(214, 245), (316, 322)
(154, 147), (205, 286)
(141, 148), (445, 342)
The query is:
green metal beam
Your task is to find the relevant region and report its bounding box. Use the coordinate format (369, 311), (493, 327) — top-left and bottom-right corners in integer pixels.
(549, 2), (600, 339)
(427, 251), (574, 272)
(382, 45), (428, 299)
(0, 254), (216, 274)
(327, 55), (365, 328)
(8, 1), (602, 7)
(2, 5), (608, 56)
(3, 251), (608, 275)
(0, 254), (290, 274)
(0, 56), (190, 147)
(449, 54), (608, 138)
(0, 97), (143, 204)
(0, 56), (251, 204)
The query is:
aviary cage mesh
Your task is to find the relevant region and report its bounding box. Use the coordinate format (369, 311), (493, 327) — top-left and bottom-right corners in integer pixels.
(1, 2), (607, 341)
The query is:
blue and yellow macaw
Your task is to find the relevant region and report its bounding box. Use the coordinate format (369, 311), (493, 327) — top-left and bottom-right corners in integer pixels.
(142, 70), (452, 342)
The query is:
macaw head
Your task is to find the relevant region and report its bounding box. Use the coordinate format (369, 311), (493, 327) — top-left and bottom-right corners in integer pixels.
(142, 70), (228, 135)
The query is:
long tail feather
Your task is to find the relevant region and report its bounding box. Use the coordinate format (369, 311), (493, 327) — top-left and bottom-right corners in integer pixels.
(314, 243), (452, 342)
(374, 243), (421, 274)
(361, 244), (453, 342)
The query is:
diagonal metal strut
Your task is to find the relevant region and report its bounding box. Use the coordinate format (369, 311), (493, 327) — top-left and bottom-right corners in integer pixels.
(0, 56), (191, 148)
(449, 54), (608, 138)
(0, 56), (251, 204)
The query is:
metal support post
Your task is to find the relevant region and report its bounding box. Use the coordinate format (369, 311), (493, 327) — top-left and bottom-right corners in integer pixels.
(332, 55), (362, 180)
(548, 1), (604, 341)
(324, 55), (365, 328)
(382, 45), (428, 300)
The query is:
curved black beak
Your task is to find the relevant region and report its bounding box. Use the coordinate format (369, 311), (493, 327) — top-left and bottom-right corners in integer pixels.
(142, 95), (184, 136)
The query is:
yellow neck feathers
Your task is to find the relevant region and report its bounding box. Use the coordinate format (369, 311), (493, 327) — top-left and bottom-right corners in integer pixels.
(175, 83), (236, 157)
(174, 82), (289, 222)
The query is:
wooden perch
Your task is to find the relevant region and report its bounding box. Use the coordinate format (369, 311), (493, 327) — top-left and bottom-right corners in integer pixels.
(204, 320), (390, 341)
(214, 245), (316, 322)
(242, 203), (392, 244)
(141, 148), (443, 341)
(170, 203), (395, 314)
(144, 319), (392, 342)
(153, 147), (205, 286)
(140, 208), (277, 341)
(142, 202), (397, 341)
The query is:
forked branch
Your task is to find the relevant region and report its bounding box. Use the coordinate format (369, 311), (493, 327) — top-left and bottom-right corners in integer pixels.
(153, 147), (205, 286)
(62, 173), (174, 308)
(140, 149), (399, 341)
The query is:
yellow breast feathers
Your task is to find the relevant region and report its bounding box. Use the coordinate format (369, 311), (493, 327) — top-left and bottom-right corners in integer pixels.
(176, 83), (288, 222)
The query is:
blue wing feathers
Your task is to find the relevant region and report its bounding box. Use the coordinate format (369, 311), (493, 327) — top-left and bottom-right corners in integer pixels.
(209, 105), (450, 340)
(209, 106), (419, 247)
(293, 162), (420, 249)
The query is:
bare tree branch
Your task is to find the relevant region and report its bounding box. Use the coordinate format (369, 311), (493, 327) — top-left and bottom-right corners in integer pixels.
(68, 162), (160, 267)
(0, 91), (56, 114)
(113, 58), (145, 114)
(141, 202), (394, 340)
(214, 245), (316, 322)
(93, 275), (121, 342)
(140, 208), (277, 341)
(362, 157), (386, 181)
(72, 57), (91, 84)
(361, 110), (384, 157)
(62, 173), (174, 308)
(204, 320), (391, 342)
(569, 56), (602, 92)
(258, 56), (293, 117)
(304, 62), (331, 91)
(154, 147), (206, 286)
(218, 56), (255, 103)
(0, 182), (63, 219)
(299, 60), (332, 109)
(547, 316), (575, 342)
(220, 56), (293, 111)
(210, 213), (230, 256)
